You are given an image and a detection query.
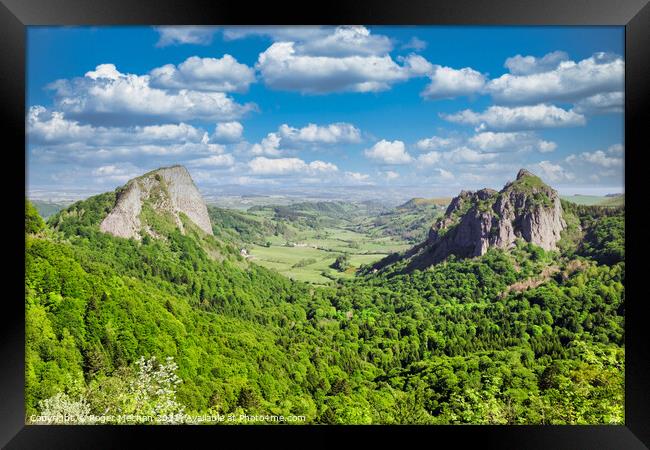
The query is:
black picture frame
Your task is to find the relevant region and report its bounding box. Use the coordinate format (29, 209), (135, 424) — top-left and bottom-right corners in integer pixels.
(2, 0), (648, 447)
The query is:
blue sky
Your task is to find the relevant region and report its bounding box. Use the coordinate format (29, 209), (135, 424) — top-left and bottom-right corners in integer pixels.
(26, 26), (625, 202)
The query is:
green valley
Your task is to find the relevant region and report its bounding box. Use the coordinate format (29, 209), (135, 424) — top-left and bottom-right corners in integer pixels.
(24, 167), (625, 425)
(207, 200), (430, 284)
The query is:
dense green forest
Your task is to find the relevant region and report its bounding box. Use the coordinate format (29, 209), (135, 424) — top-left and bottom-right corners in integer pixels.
(25, 194), (624, 424)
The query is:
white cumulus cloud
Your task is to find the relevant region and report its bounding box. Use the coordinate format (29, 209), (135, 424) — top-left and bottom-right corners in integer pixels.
(48, 64), (256, 125)
(503, 51), (569, 75)
(573, 91), (624, 114)
(415, 136), (458, 151)
(250, 133), (282, 156)
(566, 149), (623, 168)
(149, 55), (256, 93)
(295, 26), (393, 57)
(443, 146), (498, 164)
(186, 154), (235, 168)
(308, 160), (339, 172)
(28, 106), (208, 146)
(27, 106), (233, 166)
(91, 163), (142, 183)
(278, 122), (361, 145)
(256, 42), (429, 94)
(364, 140), (412, 164)
(441, 104), (586, 131)
(417, 151), (442, 165)
(531, 161), (575, 183)
(155, 26), (218, 47)
(212, 121), (244, 143)
(421, 65), (486, 100)
(487, 52), (624, 105)
(225, 25), (392, 57)
(435, 168), (455, 181)
(468, 131), (557, 153)
(249, 122), (362, 156)
(248, 157), (338, 175)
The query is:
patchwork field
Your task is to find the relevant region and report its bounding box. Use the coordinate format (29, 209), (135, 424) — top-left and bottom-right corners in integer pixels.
(247, 226), (411, 284)
(205, 199), (446, 284)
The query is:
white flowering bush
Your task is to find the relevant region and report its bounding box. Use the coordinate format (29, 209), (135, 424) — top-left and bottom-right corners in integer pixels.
(35, 392), (91, 424)
(125, 356), (185, 421)
(33, 356), (185, 424)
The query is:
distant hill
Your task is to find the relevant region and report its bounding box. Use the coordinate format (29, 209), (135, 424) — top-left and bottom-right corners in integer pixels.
(397, 197), (451, 210)
(599, 194), (625, 207)
(207, 205), (289, 246)
(206, 200), (391, 247)
(249, 200), (385, 229)
(561, 194), (624, 207)
(31, 200), (69, 219)
(356, 198), (447, 243)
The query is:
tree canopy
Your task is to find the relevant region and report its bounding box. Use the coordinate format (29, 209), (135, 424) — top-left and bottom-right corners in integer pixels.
(25, 198), (625, 424)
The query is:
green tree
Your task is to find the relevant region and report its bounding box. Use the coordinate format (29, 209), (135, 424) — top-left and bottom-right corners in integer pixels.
(331, 254), (351, 272)
(26, 200), (45, 234)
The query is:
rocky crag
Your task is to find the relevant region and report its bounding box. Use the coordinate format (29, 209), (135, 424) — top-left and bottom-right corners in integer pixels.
(100, 165), (213, 240)
(374, 169), (568, 272)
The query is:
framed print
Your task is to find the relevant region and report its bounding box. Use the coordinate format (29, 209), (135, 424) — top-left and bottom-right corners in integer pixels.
(2, 0), (649, 447)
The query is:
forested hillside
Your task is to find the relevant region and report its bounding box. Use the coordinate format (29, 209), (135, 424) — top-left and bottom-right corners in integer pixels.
(25, 189), (625, 424)
(354, 197), (447, 243)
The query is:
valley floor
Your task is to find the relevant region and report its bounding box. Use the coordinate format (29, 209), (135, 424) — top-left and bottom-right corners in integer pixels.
(247, 226), (410, 284)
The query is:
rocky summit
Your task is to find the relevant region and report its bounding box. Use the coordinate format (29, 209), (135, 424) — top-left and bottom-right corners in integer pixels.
(99, 165), (213, 240)
(378, 169), (568, 271)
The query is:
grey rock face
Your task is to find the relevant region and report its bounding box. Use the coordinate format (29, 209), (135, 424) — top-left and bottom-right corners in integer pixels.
(99, 165), (213, 240)
(420, 169), (567, 265)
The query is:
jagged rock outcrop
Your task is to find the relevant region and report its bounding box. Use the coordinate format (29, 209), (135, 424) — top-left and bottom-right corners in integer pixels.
(376, 169), (567, 271)
(99, 165), (213, 240)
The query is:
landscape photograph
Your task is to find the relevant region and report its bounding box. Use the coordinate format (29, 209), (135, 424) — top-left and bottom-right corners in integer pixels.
(25, 25), (625, 425)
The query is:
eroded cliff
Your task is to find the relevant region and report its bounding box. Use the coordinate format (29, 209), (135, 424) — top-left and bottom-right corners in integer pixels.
(375, 169), (568, 271)
(99, 165), (213, 240)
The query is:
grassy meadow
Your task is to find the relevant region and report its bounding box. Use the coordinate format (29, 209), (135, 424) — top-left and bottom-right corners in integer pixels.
(247, 225), (411, 284)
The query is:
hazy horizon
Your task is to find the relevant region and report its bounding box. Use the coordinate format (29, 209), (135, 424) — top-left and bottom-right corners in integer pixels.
(27, 174), (624, 208)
